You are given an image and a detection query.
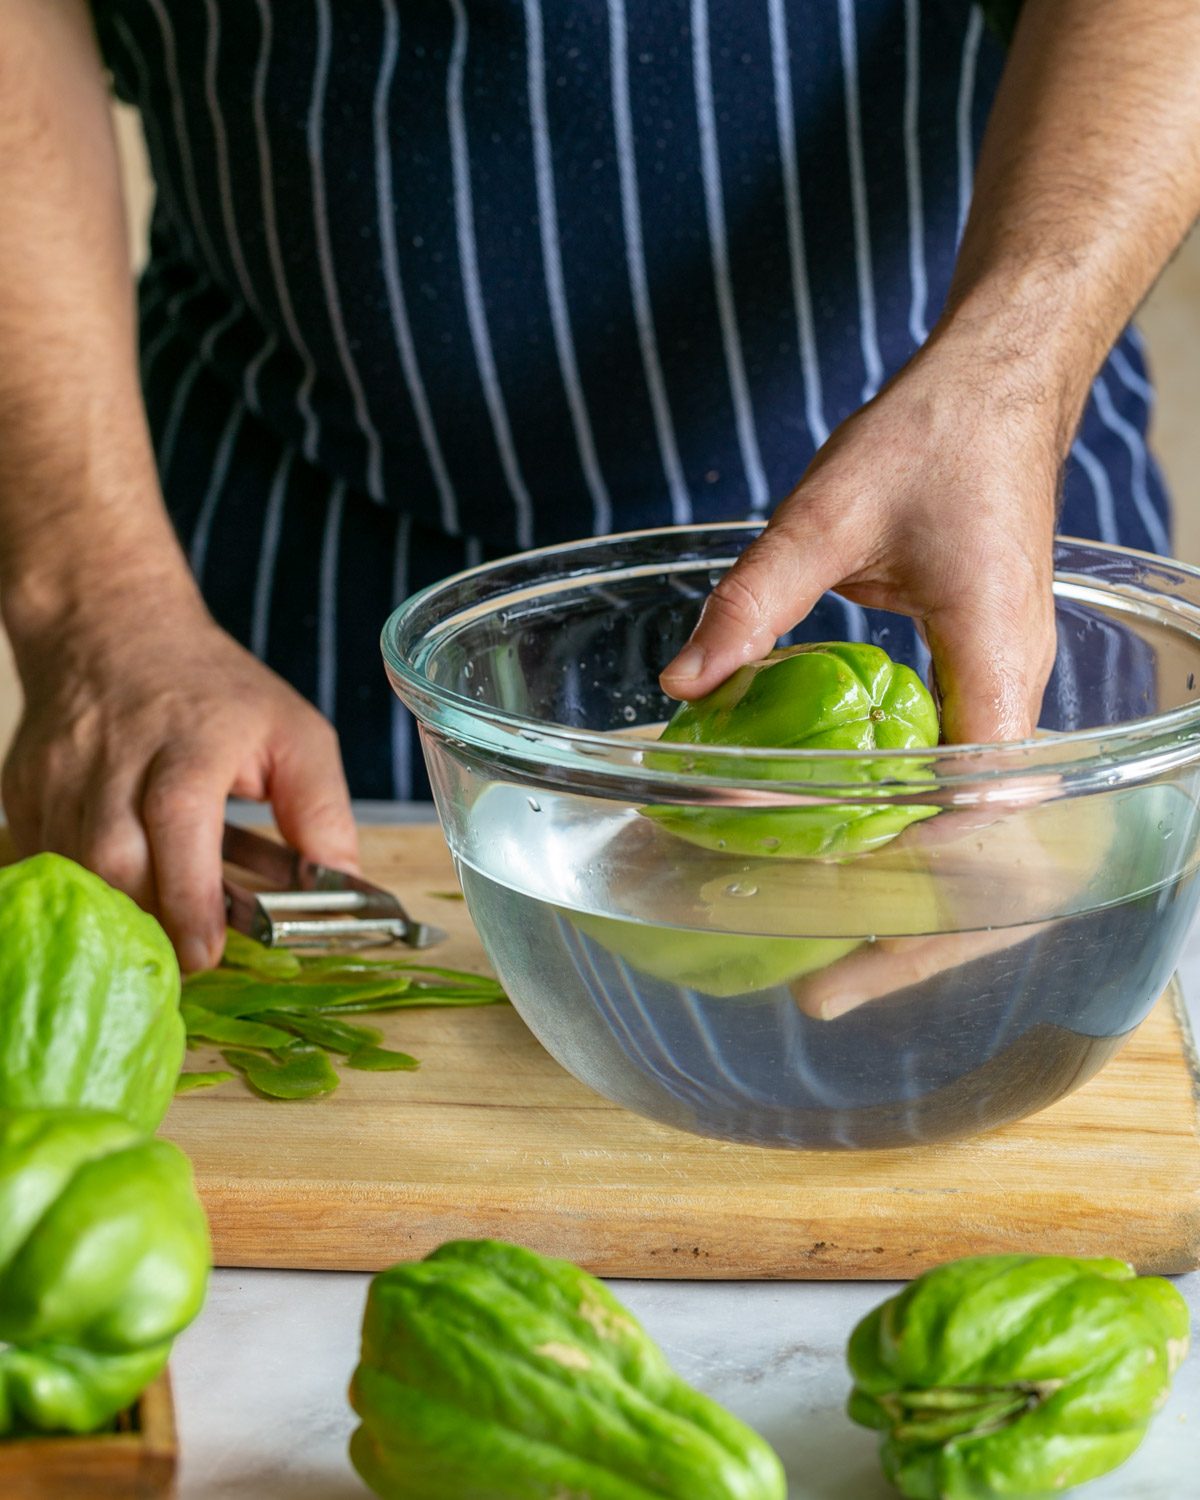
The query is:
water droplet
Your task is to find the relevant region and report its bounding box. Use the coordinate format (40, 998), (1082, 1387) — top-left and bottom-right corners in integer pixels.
(527, 797), (542, 813)
(760, 836), (781, 851)
(715, 839), (727, 850)
(724, 881), (758, 898)
(464, 661), (474, 678)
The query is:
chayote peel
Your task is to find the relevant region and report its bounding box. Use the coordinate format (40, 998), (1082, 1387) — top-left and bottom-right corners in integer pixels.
(647, 642), (940, 859)
(0, 854), (184, 1132)
(847, 1254), (1190, 1499)
(0, 1108), (211, 1434)
(350, 1238), (786, 1499)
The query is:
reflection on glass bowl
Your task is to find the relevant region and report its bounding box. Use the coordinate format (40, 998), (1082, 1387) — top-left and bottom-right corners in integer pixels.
(384, 530), (1200, 1148)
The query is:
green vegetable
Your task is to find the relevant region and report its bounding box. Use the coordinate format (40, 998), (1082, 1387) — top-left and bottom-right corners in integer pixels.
(220, 1044), (341, 1100)
(649, 642), (940, 859)
(346, 1046), (420, 1072)
(847, 1254), (1191, 1500)
(180, 1001), (297, 1050)
(349, 1238), (786, 1499)
(0, 854), (184, 1132)
(220, 929), (302, 978)
(182, 932), (506, 1100)
(571, 911), (858, 997)
(175, 1070), (237, 1094)
(0, 1108), (210, 1435)
(260, 1011), (384, 1054)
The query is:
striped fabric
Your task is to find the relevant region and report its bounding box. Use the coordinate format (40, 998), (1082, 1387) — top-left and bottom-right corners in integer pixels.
(92, 0), (1171, 798)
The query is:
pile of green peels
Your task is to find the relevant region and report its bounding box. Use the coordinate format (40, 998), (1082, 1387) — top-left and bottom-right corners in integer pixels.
(178, 930), (507, 1100)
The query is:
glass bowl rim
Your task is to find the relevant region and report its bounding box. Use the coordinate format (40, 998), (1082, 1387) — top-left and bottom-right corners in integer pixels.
(381, 524), (1200, 797)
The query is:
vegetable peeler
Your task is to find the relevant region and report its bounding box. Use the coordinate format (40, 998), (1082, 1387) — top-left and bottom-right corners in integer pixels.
(222, 822), (445, 950)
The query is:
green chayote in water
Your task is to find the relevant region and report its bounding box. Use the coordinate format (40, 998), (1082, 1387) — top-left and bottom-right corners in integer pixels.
(648, 642), (940, 859)
(569, 911), (859, 997)
(848, 1254), (1190, 1499)
(568, 643), (940, 996)
(0, 854), (184, 1132)
(0, 1108), (211, 1435)
(350, 1238), (786, 1499)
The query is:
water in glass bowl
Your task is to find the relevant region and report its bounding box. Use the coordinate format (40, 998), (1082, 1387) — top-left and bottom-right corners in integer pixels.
(451, 778), (1200, 1149)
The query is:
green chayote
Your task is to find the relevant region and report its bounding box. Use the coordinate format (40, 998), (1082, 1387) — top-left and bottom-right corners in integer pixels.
(0, 1108), (210, 1435)
(570, 910), (859, 997)
(848, 1254), (1190, 1499)
(350, 1238), (786, 1499)
(648, 642), (940, 859)
(0, 854), (184, 1132)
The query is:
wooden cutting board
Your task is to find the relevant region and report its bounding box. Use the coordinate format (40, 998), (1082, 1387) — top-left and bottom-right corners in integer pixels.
(154, 824), (1200, 1279)
(4, 824), (1198, 1277)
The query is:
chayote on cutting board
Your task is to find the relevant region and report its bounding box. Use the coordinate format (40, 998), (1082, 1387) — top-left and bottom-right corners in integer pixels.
(0, 854), (184, 1132)
(847, 1254), (1190, 1499)
(0, 1108), (210, 1435)
(349, 1238), (786, 1499)
(647, 642), (940, 860)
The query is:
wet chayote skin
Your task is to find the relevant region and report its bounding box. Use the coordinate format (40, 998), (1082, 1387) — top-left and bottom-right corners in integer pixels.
(0, 854), (184, 1132)
(0, 1108), (210, 1435)
(350, 1238), (786, 1499)
(648, 642), (941, 860)
(569, 908), (859, 996)
(848, 1254), (1190, 1499)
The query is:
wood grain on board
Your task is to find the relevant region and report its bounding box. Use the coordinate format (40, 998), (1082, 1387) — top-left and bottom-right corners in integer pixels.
(162, 825), (1200, 1280)
(3, 823), (1198, 1278)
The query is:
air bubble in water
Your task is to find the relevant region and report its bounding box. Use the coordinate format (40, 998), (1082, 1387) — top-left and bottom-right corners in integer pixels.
(527, 797), (542, 813)
(622, 705), (637, 722)
(724, 881), (758, 898)
(760, 836), (781, 851)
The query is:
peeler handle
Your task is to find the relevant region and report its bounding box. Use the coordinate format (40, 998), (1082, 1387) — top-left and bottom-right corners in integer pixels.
(221, 821), (445, 949)
(222, 823), (304, 890)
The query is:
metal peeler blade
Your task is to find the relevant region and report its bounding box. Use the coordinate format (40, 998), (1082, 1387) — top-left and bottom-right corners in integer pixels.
(222, 822), (446, 950)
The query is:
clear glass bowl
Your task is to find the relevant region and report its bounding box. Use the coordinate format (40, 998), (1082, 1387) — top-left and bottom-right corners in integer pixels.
(382, 527), (1200, 1149)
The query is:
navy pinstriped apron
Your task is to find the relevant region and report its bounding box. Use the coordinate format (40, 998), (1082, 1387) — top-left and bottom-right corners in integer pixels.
(92, 0), (1171, 799)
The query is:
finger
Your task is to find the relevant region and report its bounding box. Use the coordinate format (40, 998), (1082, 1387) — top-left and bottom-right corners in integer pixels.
(78, 766), (156, 912)
(142, 750), (230, 973)
(659, 518), (840, 700)
(924, 592), (1055, 745)
(267, 714), (360, 875)
(39, 780), (85, 865)
(2, 745), (42, 855)
(792, 923), (1054, 1020)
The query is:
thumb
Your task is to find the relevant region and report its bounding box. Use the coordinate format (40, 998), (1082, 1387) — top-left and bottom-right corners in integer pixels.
(924, 594), (1054, 745)
(268, 717), (360, 874)
(660, 520), (840, 700)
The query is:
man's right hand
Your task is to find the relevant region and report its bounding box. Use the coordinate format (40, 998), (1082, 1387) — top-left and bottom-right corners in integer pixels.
(0, 0), (359, 971)
(2, 593), (358, 972)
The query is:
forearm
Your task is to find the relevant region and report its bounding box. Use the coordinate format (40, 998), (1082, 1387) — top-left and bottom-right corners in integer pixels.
(934, 0), (1200, 451)
(0, 0), (199, 663)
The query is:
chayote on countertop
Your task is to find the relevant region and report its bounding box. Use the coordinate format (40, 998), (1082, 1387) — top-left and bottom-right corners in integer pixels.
(0, 1108), (210, 1435)
(350, 1237), (786, 1499)
(847, 1254), (1190, 1500)
(0, 854), (184, 1132)
(648, 642), (940, 860)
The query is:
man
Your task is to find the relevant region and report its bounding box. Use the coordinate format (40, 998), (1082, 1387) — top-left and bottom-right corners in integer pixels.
(1, 0), (1197, 971)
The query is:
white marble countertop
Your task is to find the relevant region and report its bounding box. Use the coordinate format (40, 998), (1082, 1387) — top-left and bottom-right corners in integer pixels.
(173, 805), (1200, 1499)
